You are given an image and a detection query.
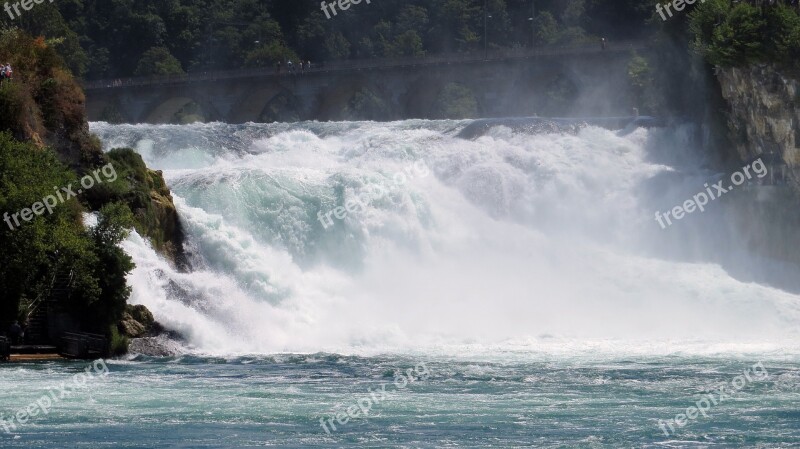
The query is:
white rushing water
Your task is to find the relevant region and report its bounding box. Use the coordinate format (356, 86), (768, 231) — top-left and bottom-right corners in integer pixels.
(91, 120), (800, 357)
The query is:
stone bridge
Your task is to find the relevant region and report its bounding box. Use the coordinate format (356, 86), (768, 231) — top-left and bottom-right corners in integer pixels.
(84, 42), (650, 124)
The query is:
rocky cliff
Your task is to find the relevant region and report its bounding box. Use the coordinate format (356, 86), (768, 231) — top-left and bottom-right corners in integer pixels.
(716, 65), (800, 183)
(715, 64), (800, 271)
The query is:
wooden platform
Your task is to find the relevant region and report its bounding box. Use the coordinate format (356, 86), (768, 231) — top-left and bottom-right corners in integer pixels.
(2, 332), (110, 361)
(9, 353), (64, 362)
(1, 345), (63, 362)
(10, 345), (59, 354)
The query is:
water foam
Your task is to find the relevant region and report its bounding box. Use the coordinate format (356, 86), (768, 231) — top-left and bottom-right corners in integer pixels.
(93, 120), (800, 356)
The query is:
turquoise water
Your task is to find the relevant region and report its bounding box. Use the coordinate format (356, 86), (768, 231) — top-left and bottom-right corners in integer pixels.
(1, 354), (799, 448)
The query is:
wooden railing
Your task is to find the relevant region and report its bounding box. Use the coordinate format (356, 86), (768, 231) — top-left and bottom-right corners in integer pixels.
(61, 332), (108, 359)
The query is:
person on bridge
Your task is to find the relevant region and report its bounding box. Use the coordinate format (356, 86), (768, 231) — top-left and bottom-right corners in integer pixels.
(300, 61), (305, 73)
(601, 38), (607, 50)
(287, 60), (294, 73)
(307, 60), (312, 71)
(8, 321), (22, 345)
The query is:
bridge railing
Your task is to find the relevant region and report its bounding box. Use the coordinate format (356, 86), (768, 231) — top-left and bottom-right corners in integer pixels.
(82, 40), (646, 91)
(61, 331), (108, 359)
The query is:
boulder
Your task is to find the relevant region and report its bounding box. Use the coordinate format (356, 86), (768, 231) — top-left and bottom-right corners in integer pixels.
(118, 304), (159, 338)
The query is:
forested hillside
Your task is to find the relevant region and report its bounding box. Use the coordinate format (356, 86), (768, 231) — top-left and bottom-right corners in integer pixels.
(2, 0), (658, 80)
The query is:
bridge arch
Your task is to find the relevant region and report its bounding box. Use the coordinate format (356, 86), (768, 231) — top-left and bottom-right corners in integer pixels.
(228, 84), (302, 123)
(87, 96), (132, 123)
(259, 90), (304, 122)
(312, 75), (392, 121)
(143, 95), (220, 124)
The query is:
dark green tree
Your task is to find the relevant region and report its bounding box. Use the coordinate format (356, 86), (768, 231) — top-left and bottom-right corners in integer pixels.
(135, 46), (185, 76)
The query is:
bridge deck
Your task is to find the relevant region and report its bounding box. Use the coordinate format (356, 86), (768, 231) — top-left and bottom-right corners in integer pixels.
(83, 41), (648, 91)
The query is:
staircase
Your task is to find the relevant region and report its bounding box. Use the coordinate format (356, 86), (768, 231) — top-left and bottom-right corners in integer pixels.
(24, 306), (49, 344)
(24, 269), (73, 345)
(49, 270), (73, 305)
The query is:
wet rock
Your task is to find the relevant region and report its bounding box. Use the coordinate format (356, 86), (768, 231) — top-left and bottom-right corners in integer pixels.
(128, 335), (185, 357)
(118, 304), (159, 338)
(717, 65), (799, 185)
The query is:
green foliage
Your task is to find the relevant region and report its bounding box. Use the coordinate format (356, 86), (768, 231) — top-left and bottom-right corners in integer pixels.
(325, 32), (351, 60)
(396, 5), (430, 34)
(135, 47), (185, 76)
(0, 132), (133, 333)
(244, 42), (298, 68)
(690, 0), (800, 68)
(7, 0), (663, 80)
(0, 29), (100, 157)
(0, 81), (25, 135)
(561, 0), (586, 27)
(387, 31), (426, 57)
(36, 78), (61, 130)
(88, 148), (181, 255)
(84, 203), (135, 332)
(88, 48), (111, 80)
(94, 202), (135, 247)
(0, 128), (139, 335)
(0, 29), (174, 354)
(431, 83), (478, 119)
(5, 1), (89, 77)
(627, 54), (660, 114)
(0, 132), (78, 319)
(88, 148), (152, 206)
(109, 325), (130, 356)
(534, 12), (560, 46)
(628, 55), (651, 91)
(764, 5), (800, 62)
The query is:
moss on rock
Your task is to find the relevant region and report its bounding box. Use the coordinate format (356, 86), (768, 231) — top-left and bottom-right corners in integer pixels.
(87, 147), (185, 265)
(119, 304), (158, 339)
